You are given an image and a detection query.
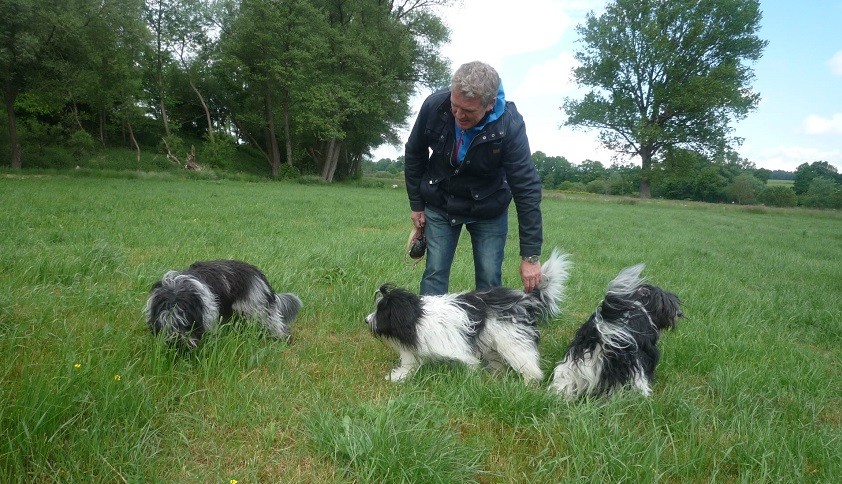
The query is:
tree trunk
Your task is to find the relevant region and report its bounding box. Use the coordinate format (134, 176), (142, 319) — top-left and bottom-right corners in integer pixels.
(159, 95), (171, 138)
(327, 143), (343, 181)
(5, 85), (21, 169)
(320, 138), (337, 180)
(153, 6), (171, 139)
(320, 138), (342, 182)
(98, 110), (106, 147)
(639, 146), (653, 199)
(264, 88), (281, 177)
(187, 75), (214, 142)
(282, 90), (293, 167)
(348, 153), (362, 178)
(71, 101), (83, 130)
(127, 121), (141, 163)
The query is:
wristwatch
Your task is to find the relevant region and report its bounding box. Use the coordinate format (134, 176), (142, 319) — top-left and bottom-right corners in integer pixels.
(522, 255), (540, 264)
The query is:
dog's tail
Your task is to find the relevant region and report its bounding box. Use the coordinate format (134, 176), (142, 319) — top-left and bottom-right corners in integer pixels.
(593, 264), (647, 350)
(601, 263), (646, 318)
(262, 292), (302, 341)
(275, 292), (303, 324)
(531, 249), (573, 321)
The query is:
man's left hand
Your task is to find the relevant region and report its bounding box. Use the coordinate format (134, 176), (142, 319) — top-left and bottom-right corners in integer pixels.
(520, 259), (542, 293)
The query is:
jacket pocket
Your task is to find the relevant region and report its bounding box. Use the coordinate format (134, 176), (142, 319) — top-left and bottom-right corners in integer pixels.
(468, 178), (512, 219)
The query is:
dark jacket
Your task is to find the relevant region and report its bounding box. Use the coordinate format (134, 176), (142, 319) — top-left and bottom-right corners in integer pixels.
(404, 88), (543, 257)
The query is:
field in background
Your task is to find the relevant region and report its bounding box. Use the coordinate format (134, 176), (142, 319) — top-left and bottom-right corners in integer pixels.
(1, 173), (839, 482)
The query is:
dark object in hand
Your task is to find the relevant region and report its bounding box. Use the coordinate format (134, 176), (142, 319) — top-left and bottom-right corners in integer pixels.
(409, 233), (427, 260)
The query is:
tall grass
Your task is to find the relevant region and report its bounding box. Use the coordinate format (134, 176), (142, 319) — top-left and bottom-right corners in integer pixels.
(0, 173), (839, 482)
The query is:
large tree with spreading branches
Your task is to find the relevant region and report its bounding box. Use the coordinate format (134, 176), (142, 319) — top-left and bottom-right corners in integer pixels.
(563, 0), (767, 197)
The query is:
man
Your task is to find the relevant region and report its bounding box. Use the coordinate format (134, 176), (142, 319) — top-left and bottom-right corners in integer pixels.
(404, 61), (543, 295)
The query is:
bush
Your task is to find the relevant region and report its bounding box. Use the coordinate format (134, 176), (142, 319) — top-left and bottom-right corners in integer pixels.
(606, 172), (637, 196)
(157, 134), (185, 160)
(21, 145), (76, 169)
(799, 177), (842, 209)
(585, 179), (608, 194)
(759, 185), (797, 207)
(558, 181), (586, 192)
(277, 163), (301, 180)
(68, 130), (98, 160)
(199, 135), (236, 170)
(725, 173), (765, 205)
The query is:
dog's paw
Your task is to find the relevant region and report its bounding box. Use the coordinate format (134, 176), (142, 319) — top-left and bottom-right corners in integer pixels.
(388, 367), (412, 382)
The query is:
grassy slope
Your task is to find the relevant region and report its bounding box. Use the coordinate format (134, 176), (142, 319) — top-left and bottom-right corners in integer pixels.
(0, 173), (839, 482)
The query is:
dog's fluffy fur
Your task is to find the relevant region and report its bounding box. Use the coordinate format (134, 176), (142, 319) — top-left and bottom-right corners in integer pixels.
(548, 264), (682, 398)
(145, 260), (302, 349)
(365, 249), (572, 382)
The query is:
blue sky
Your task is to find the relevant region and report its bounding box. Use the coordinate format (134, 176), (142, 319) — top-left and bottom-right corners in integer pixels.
(373, 0), (842, 173)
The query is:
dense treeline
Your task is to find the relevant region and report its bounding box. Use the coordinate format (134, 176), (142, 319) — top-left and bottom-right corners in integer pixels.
(1, 0), (452, 180)
(3, 0), (840, 208)
(366, 155), (842, 209)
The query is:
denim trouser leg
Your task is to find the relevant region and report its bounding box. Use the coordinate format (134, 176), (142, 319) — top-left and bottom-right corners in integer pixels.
(466, 210), (508, 290)
(420, 208), (509, 295)
(420, 209), (461, 295)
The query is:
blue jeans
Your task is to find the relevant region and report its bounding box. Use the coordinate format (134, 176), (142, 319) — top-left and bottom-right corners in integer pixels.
(420, 208), (508, 295)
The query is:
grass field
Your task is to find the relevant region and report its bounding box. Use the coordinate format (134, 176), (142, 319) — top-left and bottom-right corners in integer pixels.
(1, 172), (840, 482)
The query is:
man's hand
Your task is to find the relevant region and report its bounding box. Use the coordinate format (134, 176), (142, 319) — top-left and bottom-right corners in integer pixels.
(520, 258), (542, 293)
(411, 211), (426, 229)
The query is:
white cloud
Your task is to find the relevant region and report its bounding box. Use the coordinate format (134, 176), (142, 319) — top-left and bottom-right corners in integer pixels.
(738, 144), (842, 172)
(513, 52), (580, 101)
(372, 1), (611, 164)
(441, 0), (574, 67)
(803, 113), (842, 135)
(827, 51), (842, 76)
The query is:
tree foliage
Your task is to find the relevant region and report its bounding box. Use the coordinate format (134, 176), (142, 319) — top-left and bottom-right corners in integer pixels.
(2, 0), (452, 177)
(792, 161), (840, 195)
(563, 0), (767, 197)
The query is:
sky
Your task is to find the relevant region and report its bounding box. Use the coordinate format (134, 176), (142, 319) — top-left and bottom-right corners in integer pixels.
(372, 0), (842, 173)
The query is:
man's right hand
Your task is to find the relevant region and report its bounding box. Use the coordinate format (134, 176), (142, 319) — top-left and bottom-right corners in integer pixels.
(411, 211), (426, 229)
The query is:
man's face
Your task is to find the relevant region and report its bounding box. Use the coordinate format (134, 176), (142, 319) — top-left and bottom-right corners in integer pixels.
(451, 90), (494, 130)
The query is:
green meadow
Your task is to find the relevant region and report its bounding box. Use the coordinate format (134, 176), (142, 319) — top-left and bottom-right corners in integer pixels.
(1, 172), (840, 482)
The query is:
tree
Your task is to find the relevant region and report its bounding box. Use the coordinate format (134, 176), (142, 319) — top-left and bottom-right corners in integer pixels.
(531, 151), (573, 189)
(759, 185), (796, 207)
(563, 0), (767, 198)
(219, 0), (331, 177)
(308, 0), (450, 181)
(725, 172), (764, 204)
(793, 161), (840, 195)
(2, 0), (147, 168)
(800, 177), (841, 209)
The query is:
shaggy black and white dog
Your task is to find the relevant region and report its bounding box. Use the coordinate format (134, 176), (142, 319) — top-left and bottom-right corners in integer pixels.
(145, 260), (302, 349)
(548, 264), (682, 398)
(365, 250), (572, 383)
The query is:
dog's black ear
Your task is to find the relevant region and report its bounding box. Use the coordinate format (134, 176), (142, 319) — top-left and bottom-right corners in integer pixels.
(373, 286), (420, 348)
(635, 285), (652, 300)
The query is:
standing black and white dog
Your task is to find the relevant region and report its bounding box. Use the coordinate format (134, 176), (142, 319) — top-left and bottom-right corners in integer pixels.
(548, 264), (682, 398)
(365, 250), (572, 382)
(145, 260), (302, 349)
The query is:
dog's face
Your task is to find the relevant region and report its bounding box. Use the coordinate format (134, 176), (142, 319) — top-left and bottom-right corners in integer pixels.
(146, 280), (208, 350)
(364, 287), (387, 333)
(364, 284), (422, 346)
(635, 284), (683, 331)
